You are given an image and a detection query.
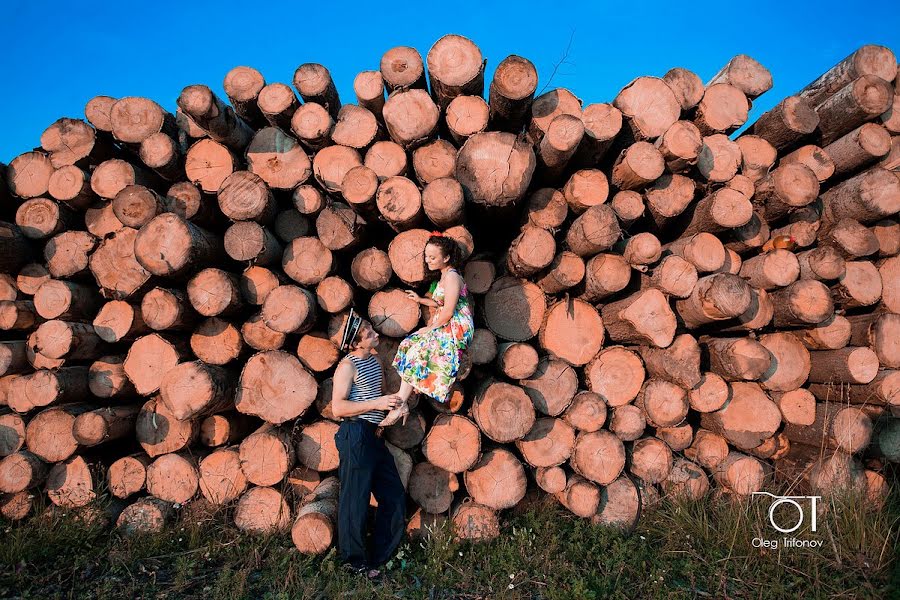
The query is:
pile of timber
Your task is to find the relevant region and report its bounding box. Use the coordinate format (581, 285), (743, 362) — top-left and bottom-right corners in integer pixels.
(1, 37), (899, 547)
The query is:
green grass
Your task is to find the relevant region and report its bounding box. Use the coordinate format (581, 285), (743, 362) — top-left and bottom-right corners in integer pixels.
(1, 483), (898, 600)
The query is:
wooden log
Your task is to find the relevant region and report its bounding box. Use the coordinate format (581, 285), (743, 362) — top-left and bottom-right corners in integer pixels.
(520, 357), (578, 417)
(108, 454), (151, 499)
(134, 213), (223, 279)
(638, 334), (701, 389)
(555, 473), (601, 518)
(735, 135), (777, 183)
(663, 67), (704, 110)
(700, 382), (781, 450)
(516, 417), (575, 468)
(708, 55), (773, 99)
(109, 96), (175, 145)
(223, 66), (266, 127)
(0, 411), (25, 456)
(315, 276), (353, 314)
(712, 451), (770, 496)
(634, 379), (689, 428)
(33, 319), (102, 360)
(47, 166), (98, 210)
(770, 279), (835, 327)
(571, 430), (626, 485)
(506, 226), (555, 278)
(124, 333), (185, 396)
(675, 273), (752, 329)
(295, 331), (339, 373)
(0, 450), (48, 494)
(696, 134), (741, 182)
(159, 360), (236, 421)
(241, 312), (286, 352)
(613, 76), (680, 140)
(495, 342), (539, 380)
(773, 388), (816, 426)
(426, 34), (485, 111)
(199, 412), (257, 448)
(187, 268), (243, 317)
(654, 120), (702, 173)
(84, 202), (124, 239)
(198, 447), (248, 505)
(139, 133), (184, 181)
(757, 332), (811, 392)
(784, 404), (873, 455)
(464, 448), (527, 510)
(409, 461), (458, 513)
(314, 146), (364, 195)
(798, 45), (897, 109)
(293, 63), (341, 118)
(703, 336), (772, 381)
(534, 251), (585, 295)
(584, 346), (645, 407)
(872, 218), (899, 257)
(177, 84), (254, 151)
(45, 455), (96, 508)
(374, 176), (422, 232)
(245, 127), (311, 191)
(223, 222), (282, 265)
(565, 204), (621, 257)
(471, 380), (535, 443)
(0, 301), (34, 332)
(684, 429), (730, 470)
(8, 367), (90, 411)
(819, 218), (879, 258)
(611, 142), (664, 191)
(738, 249), (800, 290)
(814, 75), (893, 145)
(412, 139), (457, 185)
(481, 276), (546, 342)
(421, 414), (480, 474)
(261, 285), (316, 335)
(487, 54), (538, 133)
(383, 409), (427, 450)
(445, 95), (489, 146)
(639, 255), (698, 299)
(562, 391), (607, 433)
(291, 478), (339, 554)
(290, 102), (334, 152)
(15, 198), (78, 240)
(89, 355), (136, 399)
(25, 404), (92, 462)
(792, 314), (852, 350)
(340, 165), (378, 215)
(7, 151), (53, 199)
(452, 500), (499, 540)
(824, 122), (892, 178)
(0, 341), (28, 376)
(610, 405), (645, 440)
(806, 346), (879, 385)
(628, 436), (673, 484)
(139, 287), (195, 332)
(216, 171), (275, 224)
(662, 457), (710, 500)
(146, 452), (200, 504)
(420, 177), (464, 228)
(821, 167), (900, 225)
(136, 397), (198, 458)
(91, 158), (160, 200)
(457, 132), (536, 209)
(237, 350), (317, 424)
(750, 162), (820, 222)
(601, 288), (676, 348)
(694, 83), (750, 135)
(41, 117), (113, 168)
(91, 300), (146, 343)
(90, 228), (153, 299)
(353, 71), (385, 119)
(43, 231), (97, 279)
(72, 405), (140, 447)
(796, 246), (846, 282)
(32, 279), (100, 321)
(184, 139), (237, 193)
(331, 105), (381, 153)
(535, 466), (567, 494)
(578, 253), (630, 303)
(847, 312), (899, 368)
(833, 260), (882, 308)
(781, 145), (835, 183)
(117, 496), (174, 535)
(235, 424), (295, 487)
(255, 83), (299, 131)
(665, 233), (725, 273)
(364, 141), (408, 182)
(382, 89), (439, 150)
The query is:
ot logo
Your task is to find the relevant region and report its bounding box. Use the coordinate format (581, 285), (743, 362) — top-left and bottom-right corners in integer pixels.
(752, 492), (820, 533)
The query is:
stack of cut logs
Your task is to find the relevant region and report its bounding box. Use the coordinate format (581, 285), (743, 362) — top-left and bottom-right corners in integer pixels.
(1, 37), (898, 548)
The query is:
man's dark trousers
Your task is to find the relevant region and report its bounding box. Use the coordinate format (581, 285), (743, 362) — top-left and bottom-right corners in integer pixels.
(335, 419), (406, 569)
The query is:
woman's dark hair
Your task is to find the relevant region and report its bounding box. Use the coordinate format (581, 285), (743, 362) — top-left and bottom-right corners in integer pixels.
(424, 234), (463, 273)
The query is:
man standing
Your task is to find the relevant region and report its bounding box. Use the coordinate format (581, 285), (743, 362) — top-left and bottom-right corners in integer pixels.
(331, 308), (406, 579)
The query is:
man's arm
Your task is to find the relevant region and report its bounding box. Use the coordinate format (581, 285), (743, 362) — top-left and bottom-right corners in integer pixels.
(331, 359), (399, 418)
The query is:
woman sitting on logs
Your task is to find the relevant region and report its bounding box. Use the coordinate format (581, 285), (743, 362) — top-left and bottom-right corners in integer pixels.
(382, 232), (475, 426)
(331, 308), (406, 579)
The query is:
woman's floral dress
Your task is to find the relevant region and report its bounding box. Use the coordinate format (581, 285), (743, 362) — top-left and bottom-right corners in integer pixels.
(392, 268), (475, 403)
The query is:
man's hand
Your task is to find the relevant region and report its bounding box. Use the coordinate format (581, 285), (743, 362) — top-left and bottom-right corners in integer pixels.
(373, 394), (401, 411)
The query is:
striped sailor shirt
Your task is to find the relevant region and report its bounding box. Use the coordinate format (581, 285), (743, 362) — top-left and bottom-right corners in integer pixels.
(344, 353), (386, 425)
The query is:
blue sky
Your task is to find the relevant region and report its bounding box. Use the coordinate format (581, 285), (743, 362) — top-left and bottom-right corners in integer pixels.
(1, 0), (898, 163)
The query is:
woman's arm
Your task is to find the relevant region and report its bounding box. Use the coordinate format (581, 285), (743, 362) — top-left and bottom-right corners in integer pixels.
(331, 359), (399, 418)
(428, 272), (461, 328)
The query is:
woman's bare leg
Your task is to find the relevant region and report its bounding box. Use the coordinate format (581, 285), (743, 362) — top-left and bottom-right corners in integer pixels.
(396, 381), (415, 402)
